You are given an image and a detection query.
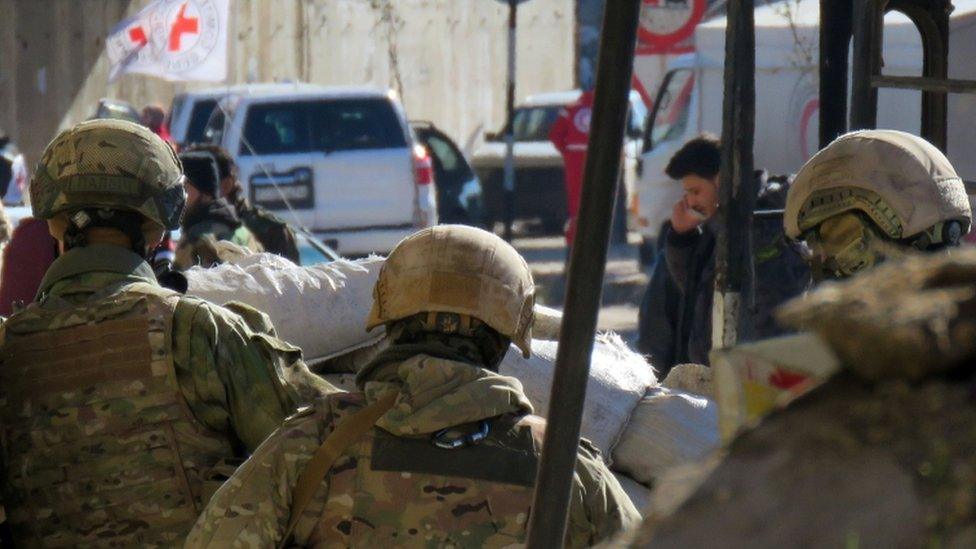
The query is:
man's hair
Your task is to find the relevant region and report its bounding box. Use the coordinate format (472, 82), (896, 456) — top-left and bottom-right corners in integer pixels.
(665, 134), (721, 180)
(182, 143), (235, 181)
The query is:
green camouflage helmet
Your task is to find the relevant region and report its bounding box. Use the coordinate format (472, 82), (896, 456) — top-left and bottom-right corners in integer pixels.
(30, 119), (185, 230)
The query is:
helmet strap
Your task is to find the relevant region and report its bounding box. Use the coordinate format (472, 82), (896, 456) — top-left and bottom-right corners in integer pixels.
(911, 220), (963, 251)
(62, 209), (148, 258)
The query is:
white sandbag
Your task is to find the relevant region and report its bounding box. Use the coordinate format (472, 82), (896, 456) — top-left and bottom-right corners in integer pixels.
(500, 333), (656, 455)
(661, 363), (714, 398)
(186, 253), (386, 363)
(611, 387), (719, 486)
(614, 472), (651, 515)
(532, 305), (563, 341)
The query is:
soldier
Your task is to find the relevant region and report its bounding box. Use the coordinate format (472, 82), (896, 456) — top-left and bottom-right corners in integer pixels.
(784, 129), (971, 280)
(622, 131), (975, 546)
(175, 150), (263, 269)
(186, 225), (641, 548)
(183, 143), (301, 264)
(0, 119), (333, 546)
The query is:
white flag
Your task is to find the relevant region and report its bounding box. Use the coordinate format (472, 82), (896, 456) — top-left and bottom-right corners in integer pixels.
(107, 0), (229, 83)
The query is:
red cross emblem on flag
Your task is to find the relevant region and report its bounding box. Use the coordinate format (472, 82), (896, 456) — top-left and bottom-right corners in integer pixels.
(128, 25), (148, 46)
(107, 0), (227, 83)
(168, 2), (199, 52)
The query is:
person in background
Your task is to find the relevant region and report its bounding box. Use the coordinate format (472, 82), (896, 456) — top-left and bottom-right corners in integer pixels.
(0, 217), (58, 317)
(140, 103), (172, 144)
(175, 151), (263, 269)
(549, 90), (595, 245)
(639, 134), (807, 371)
(182, 143), (301, 263)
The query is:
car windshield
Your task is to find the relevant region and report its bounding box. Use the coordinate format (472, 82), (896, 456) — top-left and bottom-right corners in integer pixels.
(649, 69), (695, 149)
(240, 98), (407, 156)
(185, 98), (219, 145)
(511, 105), (562, 142)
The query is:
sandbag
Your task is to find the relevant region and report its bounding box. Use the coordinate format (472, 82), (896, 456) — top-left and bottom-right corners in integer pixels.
(186, 253), (386, 363)
(500, 333), (656, 455)
(614, 472), (651, 515)
(661, 363), (714, 398)
(611, 387), (719, 487)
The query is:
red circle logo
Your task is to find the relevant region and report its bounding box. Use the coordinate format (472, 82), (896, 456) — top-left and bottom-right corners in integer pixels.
(638, 0), (707, 52)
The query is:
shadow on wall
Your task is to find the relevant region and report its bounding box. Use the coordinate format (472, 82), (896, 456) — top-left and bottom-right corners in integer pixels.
(0, 0), (135, 166)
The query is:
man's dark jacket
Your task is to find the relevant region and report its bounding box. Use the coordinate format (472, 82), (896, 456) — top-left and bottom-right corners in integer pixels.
(638, 173), (810, 372)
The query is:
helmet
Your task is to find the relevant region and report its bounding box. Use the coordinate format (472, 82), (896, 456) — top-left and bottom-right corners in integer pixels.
(785, 130), (971, 244)
(366, 225), (535, 357)
(30, 119), (185, 230)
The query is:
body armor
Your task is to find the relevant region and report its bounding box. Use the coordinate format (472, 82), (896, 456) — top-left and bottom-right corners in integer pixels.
(0, 283), (233, 547)
(305, 392), (543, 548)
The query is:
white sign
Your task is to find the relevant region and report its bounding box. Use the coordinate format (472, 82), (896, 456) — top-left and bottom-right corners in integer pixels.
(107, 0), (229, 83)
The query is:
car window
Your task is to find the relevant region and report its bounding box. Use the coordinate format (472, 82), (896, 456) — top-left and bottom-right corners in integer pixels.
(512, 106), (561, 142)
(309, 98), (407, 152)
(649, 69), (695, 150)
(240, 102), (309, 155)
(426, 134), (459, 171)
(241, 99), (407, 156)
(203, 107), (226, 146)
(185, 98), (218, 144)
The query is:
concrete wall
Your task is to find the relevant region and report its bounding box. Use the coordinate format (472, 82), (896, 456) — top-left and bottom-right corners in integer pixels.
(0, 0), (575, 166)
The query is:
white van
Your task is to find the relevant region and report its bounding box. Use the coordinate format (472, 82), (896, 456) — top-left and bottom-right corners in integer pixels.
(203, 85), (437, 255)
(632, 0), (976, 262)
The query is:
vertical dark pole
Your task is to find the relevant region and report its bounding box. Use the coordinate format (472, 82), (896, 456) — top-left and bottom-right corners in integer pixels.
(713, 0), (756, 352)
(819, 0), (853, 147)
(918, 3), (949, 150)
(502, 0), (518, 242)
(850, 0), (879, 130)
(525, 0), (640, 547)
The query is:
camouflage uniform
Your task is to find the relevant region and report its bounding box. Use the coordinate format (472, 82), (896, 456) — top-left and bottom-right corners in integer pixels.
(234, 195), (301, 264)
(187, 225), (640, 548)
(187, 347), (639, 548)
(0, 119), (333, 547)
(176, 198), (264, 270)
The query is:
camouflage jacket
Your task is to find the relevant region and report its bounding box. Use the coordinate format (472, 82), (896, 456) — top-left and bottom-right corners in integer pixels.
(176, 198), (263, 269)
(4, 244), (330, 452)
(187, 354), (641, 547)
(236, 197), (301, 264)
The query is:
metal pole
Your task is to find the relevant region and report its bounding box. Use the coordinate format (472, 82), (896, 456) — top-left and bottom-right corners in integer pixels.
(712, 0), (756, 352)
(525, 0), (640, 546)
(819, 0), (853, 147)
(502, 0), (518, 242)
(850, 0), (879, 130)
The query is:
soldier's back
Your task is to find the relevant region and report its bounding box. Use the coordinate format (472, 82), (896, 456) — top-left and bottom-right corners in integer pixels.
(0, 282), (234, 546)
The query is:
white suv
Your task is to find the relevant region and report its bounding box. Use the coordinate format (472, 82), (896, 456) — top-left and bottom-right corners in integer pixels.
(202, 84), (437, 255)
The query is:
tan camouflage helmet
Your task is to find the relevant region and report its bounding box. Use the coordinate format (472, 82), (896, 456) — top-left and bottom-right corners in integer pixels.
(30, 119), (185, 230)
(366, 225), (536, 357)
(785, 129), (971, 242)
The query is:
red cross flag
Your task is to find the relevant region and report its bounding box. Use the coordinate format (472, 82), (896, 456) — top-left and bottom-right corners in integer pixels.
(107, 0), (229, 83)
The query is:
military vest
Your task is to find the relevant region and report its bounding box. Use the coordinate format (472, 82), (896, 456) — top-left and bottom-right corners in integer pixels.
(303, 393), (543, 548)
(0, 282), (235, 547)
